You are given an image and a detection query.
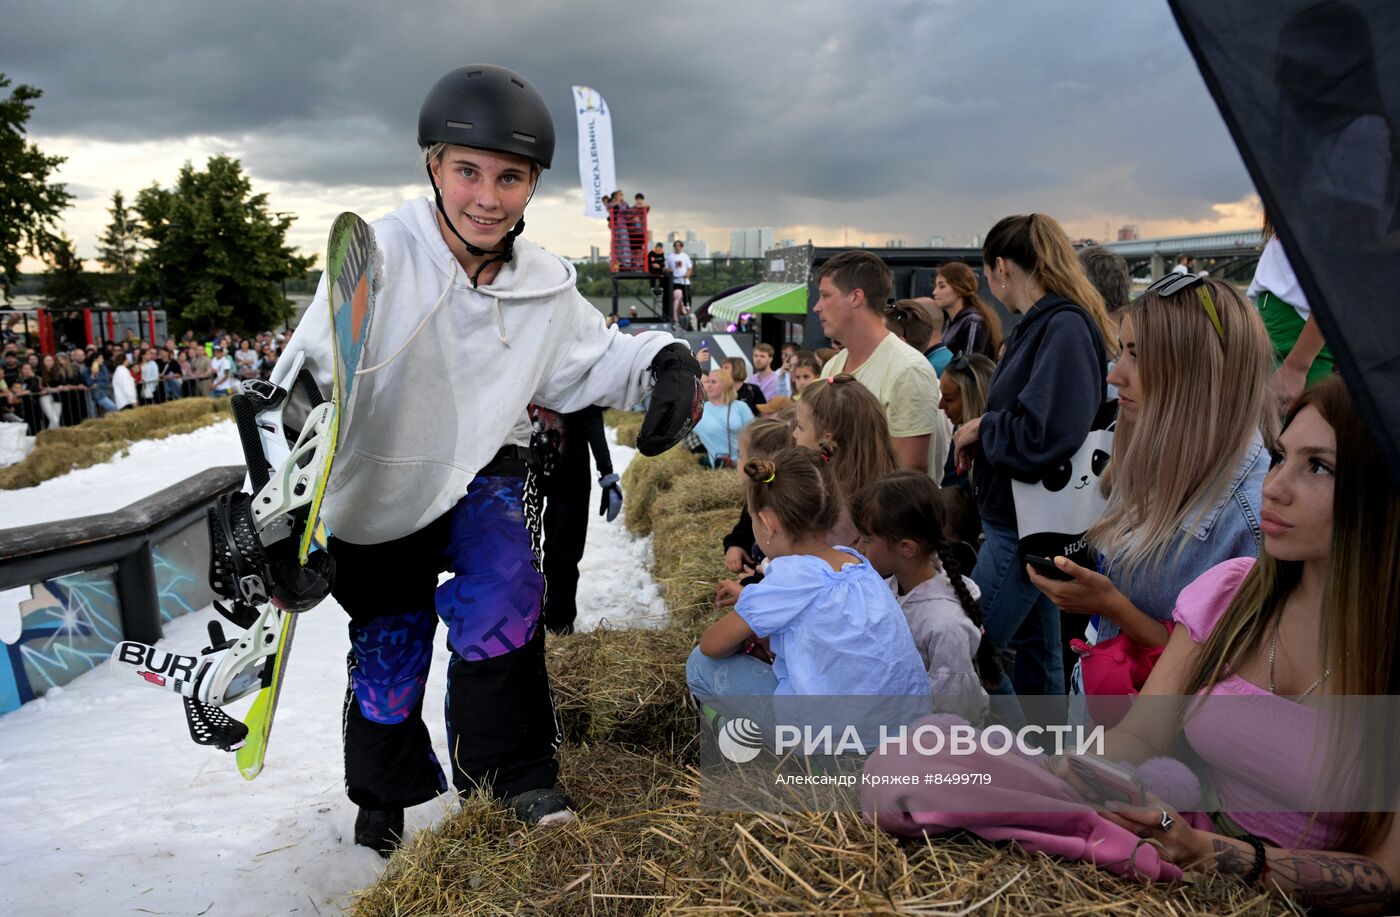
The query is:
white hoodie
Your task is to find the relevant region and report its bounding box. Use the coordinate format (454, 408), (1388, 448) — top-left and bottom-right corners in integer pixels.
(274, 197), (674, 545)
(112, 364), (138, 409)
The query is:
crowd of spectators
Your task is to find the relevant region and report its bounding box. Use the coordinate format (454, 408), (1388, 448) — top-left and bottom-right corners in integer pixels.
(1, 328), (292, 435)
(677, 210), (1400, 907)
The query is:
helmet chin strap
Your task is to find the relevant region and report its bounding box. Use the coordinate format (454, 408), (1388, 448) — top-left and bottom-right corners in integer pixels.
(424, 161), (535, 288)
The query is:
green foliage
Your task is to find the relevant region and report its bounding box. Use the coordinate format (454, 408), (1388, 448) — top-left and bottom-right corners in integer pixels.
(0, 73), (74, 299)
(129, 155), (314, 335)
(97, 190), (141, 306)
(285, 269), (323, 294)
(39, 234), (99, 309)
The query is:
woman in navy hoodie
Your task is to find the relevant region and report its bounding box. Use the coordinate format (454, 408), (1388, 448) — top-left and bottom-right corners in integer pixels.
(952, 214), (1117, 696)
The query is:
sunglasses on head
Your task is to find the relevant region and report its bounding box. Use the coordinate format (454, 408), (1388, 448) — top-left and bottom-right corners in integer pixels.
(1143, 272), (1225, 345)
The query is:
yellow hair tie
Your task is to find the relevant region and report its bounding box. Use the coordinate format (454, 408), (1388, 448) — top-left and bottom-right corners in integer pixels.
(762, 472), (776, 484)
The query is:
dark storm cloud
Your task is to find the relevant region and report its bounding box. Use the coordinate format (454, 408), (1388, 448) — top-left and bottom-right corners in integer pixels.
(1, 0), (1255, 240)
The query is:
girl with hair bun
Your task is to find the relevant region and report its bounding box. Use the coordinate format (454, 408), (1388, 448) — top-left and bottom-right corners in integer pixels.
(722, 413), (799, 574)
(852, 470), (999, 722)
(687, 446), (929, 702)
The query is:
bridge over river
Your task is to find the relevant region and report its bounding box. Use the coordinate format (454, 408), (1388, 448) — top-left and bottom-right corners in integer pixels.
(1102, 228), (1264, 283)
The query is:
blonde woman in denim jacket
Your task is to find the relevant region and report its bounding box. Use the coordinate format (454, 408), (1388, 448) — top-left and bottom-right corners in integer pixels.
(1028, 275), (1276, 692)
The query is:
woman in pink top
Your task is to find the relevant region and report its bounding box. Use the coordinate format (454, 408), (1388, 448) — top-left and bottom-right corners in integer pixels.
(1072, 377), (1400, 912)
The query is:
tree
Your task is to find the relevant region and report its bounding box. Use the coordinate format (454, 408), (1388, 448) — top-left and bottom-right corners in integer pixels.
(97, 190), (141, 305)
(39, 234), (98, 310)
(0, 73), (74, 299)
(129, 156), (313, 335)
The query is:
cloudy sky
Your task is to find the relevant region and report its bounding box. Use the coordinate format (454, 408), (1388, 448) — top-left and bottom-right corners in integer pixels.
(3, 0), (1262, 269)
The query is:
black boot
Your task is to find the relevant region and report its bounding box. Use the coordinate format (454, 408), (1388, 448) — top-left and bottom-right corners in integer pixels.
(354, 806), (404, 858)
(505, 788), (576, 828)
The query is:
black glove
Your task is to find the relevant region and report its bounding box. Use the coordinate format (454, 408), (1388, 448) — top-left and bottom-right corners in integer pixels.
(637, 343), (703, 456)
(598, 472), (622, 521)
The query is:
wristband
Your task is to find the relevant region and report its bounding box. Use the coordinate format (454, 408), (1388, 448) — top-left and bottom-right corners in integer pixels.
(1239, 833), (1268, 885)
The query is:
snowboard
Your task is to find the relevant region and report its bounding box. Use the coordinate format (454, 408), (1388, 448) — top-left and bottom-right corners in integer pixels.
(237, 212), (377, 779)
(111, 212), (378, 780)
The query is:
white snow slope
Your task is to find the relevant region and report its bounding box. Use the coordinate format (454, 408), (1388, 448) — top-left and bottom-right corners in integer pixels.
(0, 425), (664, 916)
(0, 420), (248, 526)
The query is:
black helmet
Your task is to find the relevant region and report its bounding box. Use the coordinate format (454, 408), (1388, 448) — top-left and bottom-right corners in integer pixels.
(417, 64), (555, 169)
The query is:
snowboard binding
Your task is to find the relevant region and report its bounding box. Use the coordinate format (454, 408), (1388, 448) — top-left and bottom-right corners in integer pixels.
(208, 352), (337, 612)
(113, 355), (339, 746)
(116, 600), (281, 753)
(207, 489), (335, 613)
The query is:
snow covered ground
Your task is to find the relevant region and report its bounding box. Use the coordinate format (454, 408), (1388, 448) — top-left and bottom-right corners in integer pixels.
(1, 420), (247, 526)
(0, 427), (663, 916)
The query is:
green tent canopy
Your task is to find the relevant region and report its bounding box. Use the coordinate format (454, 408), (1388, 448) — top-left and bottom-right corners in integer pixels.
(708, 282), (808, 324)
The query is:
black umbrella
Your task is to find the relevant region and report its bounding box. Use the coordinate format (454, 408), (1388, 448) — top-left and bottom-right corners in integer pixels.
(1169, 0), (1400, 482)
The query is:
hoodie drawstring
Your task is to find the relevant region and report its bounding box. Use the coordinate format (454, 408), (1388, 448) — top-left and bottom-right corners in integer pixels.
(493, 296), (510, 347)
(357, 261), (458, 376)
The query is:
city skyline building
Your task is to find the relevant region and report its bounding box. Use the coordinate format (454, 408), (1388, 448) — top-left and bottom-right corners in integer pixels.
(728, 226), (775, 258)
(667, 229), (710, 257)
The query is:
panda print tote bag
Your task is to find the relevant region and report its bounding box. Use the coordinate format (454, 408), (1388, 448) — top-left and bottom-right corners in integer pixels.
(1011, 399), (1117, 570)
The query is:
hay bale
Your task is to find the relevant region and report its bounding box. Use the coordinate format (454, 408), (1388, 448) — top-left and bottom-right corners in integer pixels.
(351, 743), (694, 917)
(353, 742), (1293, 917)
(650, 507), (734, 634)
(651, 468), (744, 520)
(667, 804), (1292, 916)
(1, 402), (231, 491)
(0, 440), (127, 490)
(34, 398), (226, 449)
(605, 409), (643, 448)
(547, 625), (697, 750)
(620, 447), (707, 536)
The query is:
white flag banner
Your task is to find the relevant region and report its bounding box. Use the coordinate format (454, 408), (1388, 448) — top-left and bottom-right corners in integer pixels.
(572, 85), (616, 220)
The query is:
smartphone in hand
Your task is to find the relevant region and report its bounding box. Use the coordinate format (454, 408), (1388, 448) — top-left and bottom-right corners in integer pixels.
(1064, 755), (1148, 807)
(1025, 554), (1074, 582)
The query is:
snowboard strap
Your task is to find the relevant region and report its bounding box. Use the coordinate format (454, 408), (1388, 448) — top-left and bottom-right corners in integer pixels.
(183, 696), (249, 751)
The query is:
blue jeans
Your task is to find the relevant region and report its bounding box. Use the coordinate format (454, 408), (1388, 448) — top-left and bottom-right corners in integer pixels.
(971, 521), (1065, 696)
(686, 647), (780, 743)
(686, 646), (779, 698)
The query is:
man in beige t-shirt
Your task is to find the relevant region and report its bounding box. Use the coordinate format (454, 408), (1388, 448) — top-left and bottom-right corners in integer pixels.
(814, 250), (952, 479)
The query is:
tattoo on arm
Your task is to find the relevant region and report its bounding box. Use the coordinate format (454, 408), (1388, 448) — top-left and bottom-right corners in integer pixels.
(1210, 838), (1254, 876)
(1271, 851), (1394, 910)
(1211, 839), (1395, 910)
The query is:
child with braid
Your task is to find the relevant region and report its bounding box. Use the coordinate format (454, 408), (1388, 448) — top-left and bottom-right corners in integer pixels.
(852, 471), (1000, 722)
(687, 446), (930, 700)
